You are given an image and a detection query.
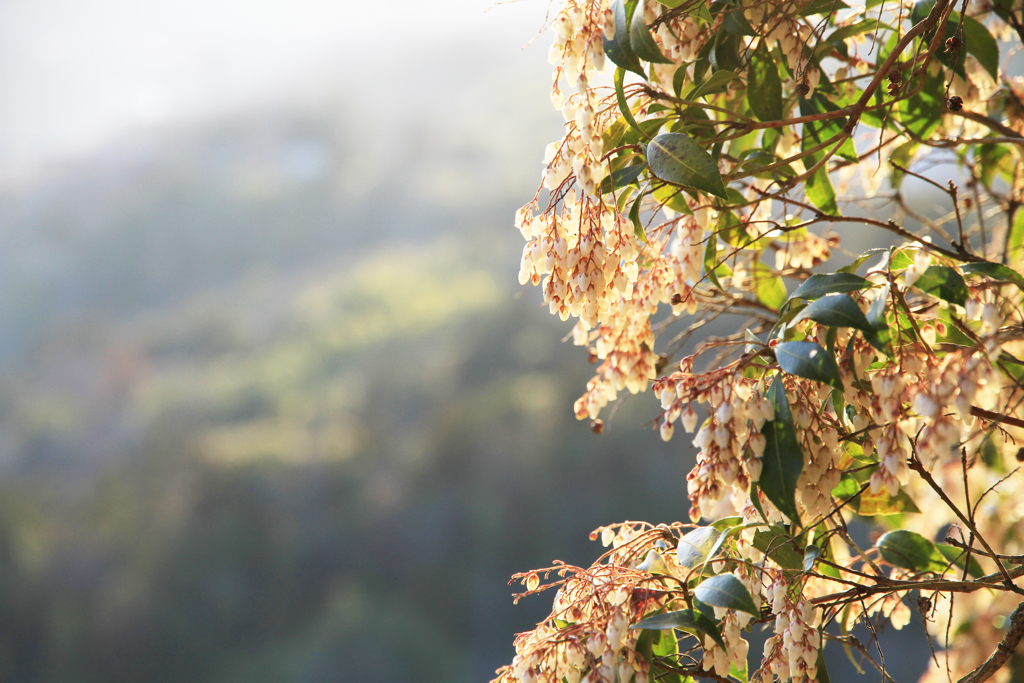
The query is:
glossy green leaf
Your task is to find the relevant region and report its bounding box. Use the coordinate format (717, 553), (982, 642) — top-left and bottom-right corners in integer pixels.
(687, 70), (740, 100)
(876, 530), (952, 574)
(758, 374), (803, 524)
(912, 265), (969, 306)
(630, 609), (727, 649)
(789, 273), (872, 301)
(775, 341), (843, 391)
(720, 2), (756, 35)
(630, 0), (673, 63)
(693, 573), (759, 616)
(599, 162), (646, 195)
(961, 260), (1024, 294)
(748, 43), (782, 122)
(604, 1), (646, 77)
(790, 294), (887, 351)
(898, 67), (945, 139)
(647, 133), (728, 198)
(677, 526), (723, 569)
(752, 527), (803, 569)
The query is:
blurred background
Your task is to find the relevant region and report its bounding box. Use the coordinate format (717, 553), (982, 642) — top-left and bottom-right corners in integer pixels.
(0, 1), (939, 682)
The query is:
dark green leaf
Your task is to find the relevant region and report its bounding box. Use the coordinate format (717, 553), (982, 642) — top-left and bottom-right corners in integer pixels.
(791, 294), (887, 351)
(693, 573), (759, 615)
(912, 265), (969, 306)
(710, 31), (741, 72)
(630, 609), (727, 650)
(752, 527), (804, 569)
(721, 3), (756, 35)
(687, 70), (740, 100)
(789, 273), (872, 301)
(962, 16), (999, 82)
(758, 374), (803, 524)
(775, 341), (844, 390)
(816, 648), (831, 683)
(748, 43), (782, 122)
(647, 133), (728, 198)
(599, 162), (647, 195)
(604, 1), (646, 77)
(898, 67), (945, 139)
(677, 526), (723, 569)
(961, 260), (1024, 294)
(800, 94), (857, 163)
(630, 1), (674, 63)
(672, 63), (690, 97)
(803, 544), (821, 572)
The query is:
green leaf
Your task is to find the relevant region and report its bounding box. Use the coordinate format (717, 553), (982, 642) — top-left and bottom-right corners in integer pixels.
(752, 527), (803, 569)
(804, 163), (838, 215)
(799, 0), (849, 14)
(758, 374), (803, 524)
(629, 189), (649, 244)
(962, 16), (999, 82)
(889, 140), (918, 189)
(653, 181), (695, 214)
(677, 526), (724, 569)
(775, 341), (844, 391)
(731, 659), (750, 683)
(703, 234), (728, 292)
(693, 573), (759, 616)
(615, 67), (650, 140)
(599, 162), (647, 195)
(748, 43), (783, 122)
(800, 94), (857, 163)
(630, 0), (673, 63)
(936, 544), (985, 579)
(1011, 209), (1024, 266)
(710, 31), (741, 72)
(789, 273), (872, 301)
(631, 609), (727, 649)
(898, 67), (945, 139)
(815, 648), (831, 683)
(604, 1), (646, 77)
(647, 133), (728, 199)
(876, 529), (953, 574)
(961, 260), (1024, 294)
(856, 486), (921, 515)
(790, 294), (887, 351)
(912, 265), (969, 306)
(720, 2), (756, 35)
(803, 544), (821, 573)
(687, 70), (740, 100)
(752, 261), (787, 310)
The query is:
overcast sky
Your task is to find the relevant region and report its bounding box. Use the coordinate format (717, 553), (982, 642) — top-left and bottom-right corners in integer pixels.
(0, 0), (552, 171)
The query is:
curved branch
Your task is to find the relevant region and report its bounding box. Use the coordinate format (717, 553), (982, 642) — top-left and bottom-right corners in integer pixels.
(958, 600), (1024, 683)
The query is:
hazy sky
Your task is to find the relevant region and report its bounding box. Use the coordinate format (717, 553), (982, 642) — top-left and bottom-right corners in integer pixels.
(0, 0), (551, 169)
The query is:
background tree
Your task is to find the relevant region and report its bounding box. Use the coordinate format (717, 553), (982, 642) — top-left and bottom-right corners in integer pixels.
(499, 1), (1024, 682)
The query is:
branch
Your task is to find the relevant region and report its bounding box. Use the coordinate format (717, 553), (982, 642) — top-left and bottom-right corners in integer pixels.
(957, 600), (1024, 683)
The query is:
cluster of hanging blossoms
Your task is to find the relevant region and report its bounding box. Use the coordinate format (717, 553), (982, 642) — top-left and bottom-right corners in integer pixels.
(499, 0), (1024, 681)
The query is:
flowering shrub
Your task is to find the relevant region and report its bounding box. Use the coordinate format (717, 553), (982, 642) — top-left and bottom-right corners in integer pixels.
(500, 0), (1024, 681)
